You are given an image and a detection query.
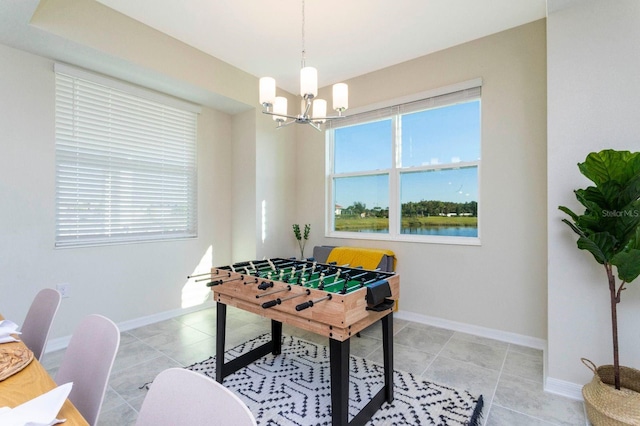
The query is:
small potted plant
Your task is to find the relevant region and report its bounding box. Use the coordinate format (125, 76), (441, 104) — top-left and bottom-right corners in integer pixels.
(559, 149), (640, 425)
(293, 223), (310, 260)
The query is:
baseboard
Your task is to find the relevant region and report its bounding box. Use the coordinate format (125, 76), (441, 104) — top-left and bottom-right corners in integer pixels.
(44, 334), (70, 353)
(45, 300), (216, 353)
(395, 309), (547, 350)
(544, 377), (584, 401)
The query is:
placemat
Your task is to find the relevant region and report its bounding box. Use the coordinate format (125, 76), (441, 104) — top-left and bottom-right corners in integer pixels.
(0, 342), (34, 381)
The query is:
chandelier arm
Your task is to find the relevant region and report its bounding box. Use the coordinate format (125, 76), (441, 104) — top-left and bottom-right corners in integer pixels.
(308, 115), (347, 121)
(277, 119), (298, 129)
(302, 98), (312, 118)
(307, 121), (322, 132)
(262, 110), (300, 120)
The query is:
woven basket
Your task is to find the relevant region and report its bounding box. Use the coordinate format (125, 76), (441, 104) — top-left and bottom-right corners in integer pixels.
(582, 358), (640, 426)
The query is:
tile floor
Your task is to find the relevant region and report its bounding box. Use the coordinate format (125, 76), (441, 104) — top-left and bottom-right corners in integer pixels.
(41, 306), (588, 425)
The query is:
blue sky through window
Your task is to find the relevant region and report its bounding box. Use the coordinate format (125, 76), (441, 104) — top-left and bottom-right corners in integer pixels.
(401, 166), (478, 205)
(334, 174), (389, 210)
(334, 119), (391, 174)
(402, 101), (480, 167)
(333, 100), (480, 210)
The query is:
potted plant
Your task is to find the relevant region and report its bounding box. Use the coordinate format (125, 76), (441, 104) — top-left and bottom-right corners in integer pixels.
(293, 223), (310, 260)
(559, 149), (640, 424)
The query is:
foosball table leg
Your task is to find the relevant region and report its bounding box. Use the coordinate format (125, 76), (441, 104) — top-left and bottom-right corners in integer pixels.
(271, 319), (282, 355)
(382, 313), (394, 403)
(215, 302), (227, 383)
(330, 338), (350, 426)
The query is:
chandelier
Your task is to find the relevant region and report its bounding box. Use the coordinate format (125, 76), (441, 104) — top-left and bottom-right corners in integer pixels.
(258, 0), (348, 131)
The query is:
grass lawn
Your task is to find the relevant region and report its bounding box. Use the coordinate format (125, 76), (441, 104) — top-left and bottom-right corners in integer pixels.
(334, 216), (477, 231)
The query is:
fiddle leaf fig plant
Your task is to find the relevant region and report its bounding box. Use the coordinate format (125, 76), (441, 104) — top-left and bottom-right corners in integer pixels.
(559, 149), (640, 390)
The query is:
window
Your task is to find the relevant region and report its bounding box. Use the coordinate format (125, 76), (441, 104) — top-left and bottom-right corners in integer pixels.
(54, 64), (199, 247)
(328, 81), (481, 244)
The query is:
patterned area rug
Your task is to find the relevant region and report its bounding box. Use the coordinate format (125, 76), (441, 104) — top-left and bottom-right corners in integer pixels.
(186, 334), (483, 425)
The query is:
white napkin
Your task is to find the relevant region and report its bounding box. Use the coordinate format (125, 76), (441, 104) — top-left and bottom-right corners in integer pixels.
(0, 320), (21, 343)
(0, 382), (72, 426)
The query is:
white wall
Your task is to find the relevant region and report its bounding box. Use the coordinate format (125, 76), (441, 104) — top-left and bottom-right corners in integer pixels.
(230, 107), (299, 262)
(0, 43), (234, 338)
(298, 20), (548, 343)
(231, 110), (257, 262)
(255, 105), (298, 260)
(547, 0), (640, 388)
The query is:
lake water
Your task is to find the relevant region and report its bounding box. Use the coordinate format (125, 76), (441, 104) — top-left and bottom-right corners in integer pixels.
(357, 227), (478, 237)
(401, 226), (477, 237)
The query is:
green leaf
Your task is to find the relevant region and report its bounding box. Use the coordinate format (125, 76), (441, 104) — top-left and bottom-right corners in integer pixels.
(607, 200), (640, 247)
(612, 249), (640, 283)
(579, 150), (640, 187)
(612, 226), (640, 282)
(615, 172), (640, 207)
(576, 186), (609, 210)
(561, 218), (586, 238)
(293, 224), (302, 241)
(559, 206), (579, 223)
(597, 181), (624, 208)
(576, 232), (617, 264)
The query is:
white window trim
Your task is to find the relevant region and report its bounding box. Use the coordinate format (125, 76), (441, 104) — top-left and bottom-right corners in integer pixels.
(326, 80), (482, 246)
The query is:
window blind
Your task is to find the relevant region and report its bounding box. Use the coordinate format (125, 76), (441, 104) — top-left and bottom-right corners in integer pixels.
(328, 86), (481, 130)
(55, 66), (198, 247)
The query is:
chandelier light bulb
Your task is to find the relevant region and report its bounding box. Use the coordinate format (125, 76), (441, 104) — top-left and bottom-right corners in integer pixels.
(312, 99), (327, 123)
(333, 83), (348, 112)
(259, 77), (276, 106)
(300, 67), (318, 98)
(272, 96), (288, 121)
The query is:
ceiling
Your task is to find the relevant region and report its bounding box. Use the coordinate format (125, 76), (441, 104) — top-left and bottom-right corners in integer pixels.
(0, 0), (552, 111)
(94, 0), (547, 95)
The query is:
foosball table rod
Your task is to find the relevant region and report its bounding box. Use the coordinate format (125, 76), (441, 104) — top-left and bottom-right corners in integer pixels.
(295, 294), (332, 311)
(262, 289), (311, 309)
(255, 285), (291, 298)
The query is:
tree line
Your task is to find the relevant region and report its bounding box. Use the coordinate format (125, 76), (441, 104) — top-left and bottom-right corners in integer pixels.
(338, 200), (478, 218)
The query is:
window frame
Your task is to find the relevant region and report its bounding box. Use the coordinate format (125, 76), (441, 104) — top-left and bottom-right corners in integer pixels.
(326, 79), (482, 246)
(54, 63), (200, 248)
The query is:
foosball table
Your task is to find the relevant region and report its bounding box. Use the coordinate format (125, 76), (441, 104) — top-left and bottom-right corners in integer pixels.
(198, 257), (400, 426)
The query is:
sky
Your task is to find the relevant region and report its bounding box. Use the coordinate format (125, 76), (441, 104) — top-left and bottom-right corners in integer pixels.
(333, 100), (480, 209)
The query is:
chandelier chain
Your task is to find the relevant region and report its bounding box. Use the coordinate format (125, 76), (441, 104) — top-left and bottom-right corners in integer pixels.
(301, 0), (306, 68)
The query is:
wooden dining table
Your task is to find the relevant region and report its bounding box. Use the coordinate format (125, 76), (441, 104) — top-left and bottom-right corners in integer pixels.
(0, 315), (89, 425)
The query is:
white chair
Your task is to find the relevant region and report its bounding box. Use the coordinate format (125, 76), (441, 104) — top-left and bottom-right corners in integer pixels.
(136, 368), (257, 426)
(55, 314), (120, 426)
(20, 288), (62, 361)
